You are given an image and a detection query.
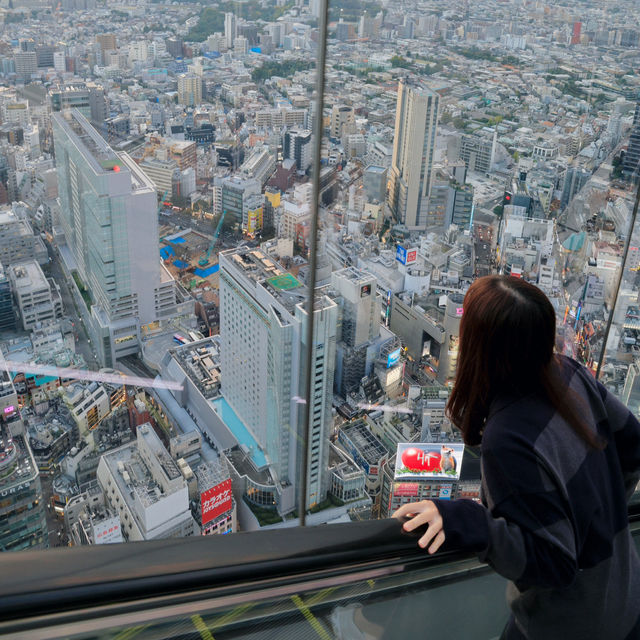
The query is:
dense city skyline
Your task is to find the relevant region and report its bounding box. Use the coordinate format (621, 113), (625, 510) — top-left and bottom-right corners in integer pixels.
(0, 0), (639, 552)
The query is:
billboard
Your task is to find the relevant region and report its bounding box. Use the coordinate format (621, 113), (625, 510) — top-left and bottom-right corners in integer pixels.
(396, 246), (418, 265)
(387, 347), (401, 368)
(201, 479), (233, 525)
(393, 482), (420, 497)
(396, 245), (407, 264)
(381, 365), (402, 387)
(394, 443), (465, 481)
(246, 207), (263, 235)
(438, 484), (452, 500)
(93, 516), (123, 545)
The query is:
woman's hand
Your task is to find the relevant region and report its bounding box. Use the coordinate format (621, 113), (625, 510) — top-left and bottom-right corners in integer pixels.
(393, 500), (445, 554)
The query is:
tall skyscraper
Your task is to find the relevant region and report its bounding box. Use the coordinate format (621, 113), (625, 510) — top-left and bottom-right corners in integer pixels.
(388, 80), (440, 230)
(561, 166), (590, 208)
(624, 100), (640, 182)
(219, 247), (337, 513)
(53, 110), (190, 366)
(225, 12), (237, 49)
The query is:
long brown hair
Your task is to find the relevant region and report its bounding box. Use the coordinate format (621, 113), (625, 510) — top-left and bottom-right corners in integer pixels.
(447, 275), (603, 449)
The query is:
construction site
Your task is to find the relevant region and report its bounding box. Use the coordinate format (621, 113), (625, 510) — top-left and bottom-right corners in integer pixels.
(159, 224), (222, 292)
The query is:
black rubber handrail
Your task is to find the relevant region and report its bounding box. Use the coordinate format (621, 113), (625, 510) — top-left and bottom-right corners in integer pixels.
(0, 518), (465, 621)
(1, 505), (638, 624)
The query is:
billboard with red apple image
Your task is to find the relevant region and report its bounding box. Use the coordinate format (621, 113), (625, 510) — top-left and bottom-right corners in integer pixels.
(201, 479), (233, 525)
(394, 443), (464, 481)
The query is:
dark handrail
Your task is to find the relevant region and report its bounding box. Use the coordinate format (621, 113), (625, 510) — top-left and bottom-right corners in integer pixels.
(0, 518), (467, 622)
(1, 504), (638, 625)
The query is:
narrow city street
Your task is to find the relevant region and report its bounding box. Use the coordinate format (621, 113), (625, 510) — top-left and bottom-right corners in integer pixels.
(44, 240), (100, 370)
(40, 476), (66, 548)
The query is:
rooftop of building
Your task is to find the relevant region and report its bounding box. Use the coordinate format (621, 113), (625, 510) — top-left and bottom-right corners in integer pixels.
(26, 403), (75, 447)
(328, 443), (363, 480)
(0, 365), (14, 399)
(53, 109), (118, 170)
(0, 423), (37, 489)
(220, 174), (261, 189)
(7, 261), (48, 293)
(194, 459), (229, 491)
(53, 110), (154, 194)
(171, 339), (221, 400)
(102, 426), (186, 512)
(0, 209), (32, 233)
(339, 419), (388, 465)
(139, 156), (178, 169)
(332, 266), (375, 286)
(220, 246), (304, 309)
(140, 424), (182, 481)
(225, 445), (273, 486)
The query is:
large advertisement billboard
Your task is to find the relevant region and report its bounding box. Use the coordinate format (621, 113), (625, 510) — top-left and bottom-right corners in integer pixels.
(201, 478), (233, 525)
(396, 246), (418, 265)
(396, 245), (408, 264)
(387, 347), (401, 368)
(394, 443), (465, 481)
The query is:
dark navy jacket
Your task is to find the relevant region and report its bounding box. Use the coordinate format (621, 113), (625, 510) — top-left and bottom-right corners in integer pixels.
(434, 356), (640, 639)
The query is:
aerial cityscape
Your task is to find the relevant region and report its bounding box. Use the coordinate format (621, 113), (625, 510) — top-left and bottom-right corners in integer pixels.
(1, 0), (640, 551)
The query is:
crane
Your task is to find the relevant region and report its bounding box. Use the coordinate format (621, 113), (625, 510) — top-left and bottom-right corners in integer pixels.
(158, 190), (170, 215)
(198, 209), (227, 267)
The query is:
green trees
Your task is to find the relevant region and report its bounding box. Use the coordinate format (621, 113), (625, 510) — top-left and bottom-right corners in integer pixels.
(391, 55), (411, 68)
(188, 1), (294, 42)
(251, 60), (314, 83)
(328, 0), (381, 21)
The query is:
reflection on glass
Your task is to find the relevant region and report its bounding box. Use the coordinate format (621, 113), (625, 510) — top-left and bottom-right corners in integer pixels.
(0, 0), (638, 555)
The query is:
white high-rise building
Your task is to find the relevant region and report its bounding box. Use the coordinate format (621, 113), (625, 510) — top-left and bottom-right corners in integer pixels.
(52, 110), (193, 366)
(219, 247), (337, 514)
(224, 12), (237, 49)
(388, 80), (440, 230)
(53, 51), (66, 73)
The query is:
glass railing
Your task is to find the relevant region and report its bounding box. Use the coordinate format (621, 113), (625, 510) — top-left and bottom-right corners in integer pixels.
(1, 503), (639, 639)
(1, 4), (640, 640)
